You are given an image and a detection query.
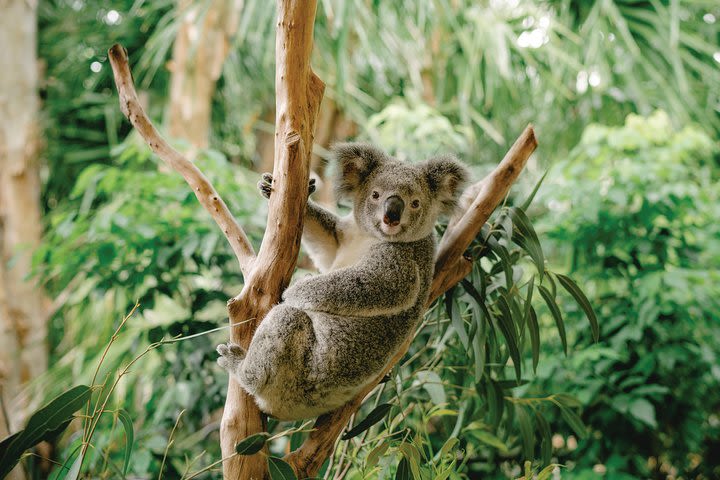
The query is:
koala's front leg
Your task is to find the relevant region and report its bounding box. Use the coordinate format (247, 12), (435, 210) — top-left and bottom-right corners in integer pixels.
(258, 173), (340, 271)
(258, 172), (316, 199)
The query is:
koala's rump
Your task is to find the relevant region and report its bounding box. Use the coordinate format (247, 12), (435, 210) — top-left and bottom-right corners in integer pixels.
(256, 310), (417, 420)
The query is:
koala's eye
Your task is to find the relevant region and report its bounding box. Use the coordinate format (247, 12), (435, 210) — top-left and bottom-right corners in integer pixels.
(371, 191), (380, 200)
(411, 199), (420, 209)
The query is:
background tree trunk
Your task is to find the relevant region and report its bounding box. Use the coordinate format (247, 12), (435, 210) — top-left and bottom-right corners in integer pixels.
(0, 0), (48, 477)
(167, 0), (244, 149)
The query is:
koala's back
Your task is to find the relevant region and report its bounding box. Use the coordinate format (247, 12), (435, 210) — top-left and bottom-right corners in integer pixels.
(249, 236), (435, 420)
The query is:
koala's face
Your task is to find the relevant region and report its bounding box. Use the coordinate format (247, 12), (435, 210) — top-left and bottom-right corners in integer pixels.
(333, 143), (469, 242)
(355, 163), (437, 241)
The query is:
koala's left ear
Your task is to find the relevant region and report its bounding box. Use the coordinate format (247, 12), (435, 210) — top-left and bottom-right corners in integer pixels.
(421, 155), (470, 215)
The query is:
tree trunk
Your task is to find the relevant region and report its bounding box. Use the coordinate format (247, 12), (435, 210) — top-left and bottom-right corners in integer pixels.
(167, 0), (244, 149)
(0, 0), (48, 477)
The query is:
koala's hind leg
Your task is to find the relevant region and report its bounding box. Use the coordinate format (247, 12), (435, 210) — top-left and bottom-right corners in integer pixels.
(240, 305), (317, 403)
(216, 343), (246, 380)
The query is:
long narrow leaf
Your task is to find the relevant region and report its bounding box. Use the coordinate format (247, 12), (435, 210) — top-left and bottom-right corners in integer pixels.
(509, 207), (545, 280)
(538, 286), (567, 356)
(555, 273), (599, 342)
(117, 409), (134, 476)
(342, 403), (393, 440)
(495, 295), (522, 382)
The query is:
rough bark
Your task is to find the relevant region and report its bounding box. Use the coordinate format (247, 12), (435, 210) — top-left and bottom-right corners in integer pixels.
(167, 0), (244, 149)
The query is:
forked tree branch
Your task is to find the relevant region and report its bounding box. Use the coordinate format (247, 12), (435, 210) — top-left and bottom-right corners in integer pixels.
(284, 126), (537, 478)
(110, 11), (536, 478)
(107, 45), (255, 277)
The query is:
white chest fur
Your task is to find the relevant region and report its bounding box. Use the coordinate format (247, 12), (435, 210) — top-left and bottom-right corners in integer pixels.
(330, 222), (379, 271)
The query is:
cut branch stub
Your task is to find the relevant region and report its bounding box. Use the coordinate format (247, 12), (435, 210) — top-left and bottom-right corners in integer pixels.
(284, 126), (538, 478)
(107, 44), (255, 277)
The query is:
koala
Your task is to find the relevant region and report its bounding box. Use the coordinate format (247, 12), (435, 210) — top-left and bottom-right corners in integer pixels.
(217, 143), (468, 421)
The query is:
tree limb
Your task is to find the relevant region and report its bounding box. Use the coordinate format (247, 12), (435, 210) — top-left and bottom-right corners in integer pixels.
(107, 44), (256, 277)
(284, 125), (538, 478)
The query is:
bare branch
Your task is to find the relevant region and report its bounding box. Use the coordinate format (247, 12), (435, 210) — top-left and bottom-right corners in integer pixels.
(107, 44), (255, 276)
(435, 125), (537, 283)
(285, 126), (537, 478)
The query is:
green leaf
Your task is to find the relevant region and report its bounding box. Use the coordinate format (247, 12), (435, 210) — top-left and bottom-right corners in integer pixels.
(438, 437), (459, 459)
(515, 405), (534, 461)
(395, 457), (412, 480)
(538, 285), (567, 356)
(65, 453), (84, 480)
(450, 297), (469, 349)
(466, 429), (509, 454)
(495, 295), (522, 382)
(520, 169), (549, 211)
(415, 371), (446, 405)
(535, 411), (553, 466)
(559, 406), (587, 439)
(552, 393), (582, 408)
(0, 385), (91, 478)
(537, 464), (559, 480)
(397, 443), (422, 479)
(509, 207), (545, 279)
(342, 403), (393, 440)
(528, 307), (540, 373)
(555, 273), (599, 342)
(629, 398), (657, 428)
(366, 442), (389, 469)
(117, 409), (134, 476)
(268, 456), (297, 480)
(235, 432), (269, 455)
(481, 379), (505, 429)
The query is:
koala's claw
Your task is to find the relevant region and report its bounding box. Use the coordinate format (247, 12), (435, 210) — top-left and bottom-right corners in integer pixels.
(257, 173), (316, 199)
(258, 173), (273, 199)
(216, 342), (246, 372)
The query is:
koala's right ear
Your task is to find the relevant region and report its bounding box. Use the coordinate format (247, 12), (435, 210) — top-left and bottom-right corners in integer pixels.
(332, 143), (387, 198)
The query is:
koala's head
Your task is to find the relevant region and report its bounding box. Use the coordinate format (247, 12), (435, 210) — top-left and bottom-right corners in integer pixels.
(332, 143), (469, 242)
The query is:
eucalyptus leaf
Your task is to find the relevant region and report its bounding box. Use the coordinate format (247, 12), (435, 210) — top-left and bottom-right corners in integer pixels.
(267, 456), (297, 480)
(555, 273), (600, 342)
(538, 285), (567, 356)
(342, 403), (393, 440)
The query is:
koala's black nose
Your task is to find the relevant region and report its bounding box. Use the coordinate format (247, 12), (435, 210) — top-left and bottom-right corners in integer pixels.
(383, 196), (404, 226)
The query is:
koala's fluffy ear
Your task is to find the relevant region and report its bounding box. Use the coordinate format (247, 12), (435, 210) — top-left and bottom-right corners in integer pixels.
(422, 155), (470, 215)
(332, 143), (387, 198)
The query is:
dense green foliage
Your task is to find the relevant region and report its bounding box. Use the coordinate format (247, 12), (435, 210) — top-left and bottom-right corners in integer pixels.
(18, 0), (720, 479)
(532, 111), (720, 478)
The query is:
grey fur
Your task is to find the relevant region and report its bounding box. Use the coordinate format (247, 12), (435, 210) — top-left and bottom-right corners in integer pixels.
(217, 144), (469, 420)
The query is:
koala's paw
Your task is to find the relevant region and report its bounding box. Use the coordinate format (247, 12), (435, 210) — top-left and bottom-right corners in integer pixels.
(257, 173), (316, 199)
(216, 342), (246, 373)
(258, 173), (274, 199)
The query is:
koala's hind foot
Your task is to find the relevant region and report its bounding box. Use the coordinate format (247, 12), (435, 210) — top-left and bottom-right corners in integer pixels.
(258, 173), (315, 199)
(216, 342), (246, 375)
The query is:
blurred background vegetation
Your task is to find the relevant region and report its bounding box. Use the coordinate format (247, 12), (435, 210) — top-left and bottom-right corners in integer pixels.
(1, 0), (719, 479)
